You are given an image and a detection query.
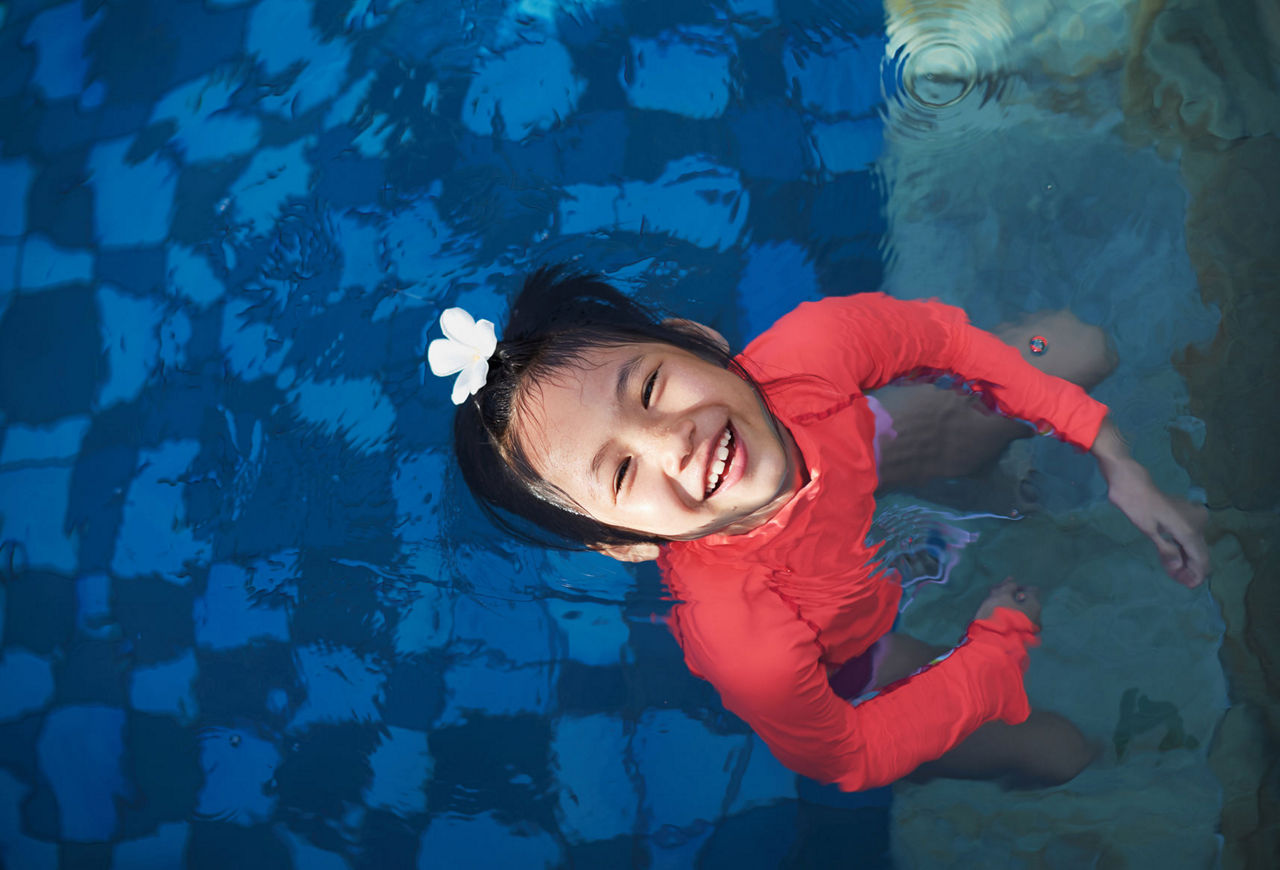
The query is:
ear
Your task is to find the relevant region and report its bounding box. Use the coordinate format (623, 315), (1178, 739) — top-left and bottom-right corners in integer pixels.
(591, 542), (662, 563)
(663, 318), (730, 354)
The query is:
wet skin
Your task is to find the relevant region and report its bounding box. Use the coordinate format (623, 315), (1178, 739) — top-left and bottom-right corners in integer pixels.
(512, 342), (803, 540)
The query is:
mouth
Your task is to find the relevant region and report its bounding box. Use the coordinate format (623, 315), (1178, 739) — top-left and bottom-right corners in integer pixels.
(704, 424), (737, 497)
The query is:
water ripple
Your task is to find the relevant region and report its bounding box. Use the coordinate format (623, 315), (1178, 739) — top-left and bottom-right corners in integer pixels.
(881, 0), (1021, 150)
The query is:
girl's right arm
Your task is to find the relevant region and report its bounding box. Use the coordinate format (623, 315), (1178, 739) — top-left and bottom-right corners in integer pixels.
(718, 606), (1040, 791)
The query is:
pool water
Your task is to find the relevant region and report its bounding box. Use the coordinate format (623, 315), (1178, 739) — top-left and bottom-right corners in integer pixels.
(1, 0), (1277, 867)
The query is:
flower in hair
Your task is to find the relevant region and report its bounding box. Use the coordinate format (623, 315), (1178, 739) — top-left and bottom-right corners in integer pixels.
(428, 308), (498, 404)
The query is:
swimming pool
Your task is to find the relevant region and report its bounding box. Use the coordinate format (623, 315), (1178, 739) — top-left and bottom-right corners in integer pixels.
(1, 0), (1276, 866)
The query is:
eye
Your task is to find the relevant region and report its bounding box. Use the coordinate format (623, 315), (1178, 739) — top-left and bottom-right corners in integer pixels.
(641, 368), (659, 408)
(614, 457), (631, 495)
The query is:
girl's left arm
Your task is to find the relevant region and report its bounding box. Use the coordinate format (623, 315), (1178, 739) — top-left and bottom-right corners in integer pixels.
(1089, 420), (1209, 587)
(751, 293), (1209, 586)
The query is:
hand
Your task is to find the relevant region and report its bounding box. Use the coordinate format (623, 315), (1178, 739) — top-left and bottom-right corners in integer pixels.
(1100, 456), (1210, 588)
(1091, 420), (1210, 588)
(975, 578), (1041, 627)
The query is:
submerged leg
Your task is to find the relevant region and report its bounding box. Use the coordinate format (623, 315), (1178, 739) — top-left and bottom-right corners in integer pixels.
(874, 633), (1095, 787)
(873, 309), (1117, 492)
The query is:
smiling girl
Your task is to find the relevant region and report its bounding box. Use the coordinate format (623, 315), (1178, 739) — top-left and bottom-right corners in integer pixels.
(429, 266), (1208, 790)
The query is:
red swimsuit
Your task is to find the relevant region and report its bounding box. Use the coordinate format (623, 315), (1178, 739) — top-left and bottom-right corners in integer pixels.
(658, 293), (1108, 791)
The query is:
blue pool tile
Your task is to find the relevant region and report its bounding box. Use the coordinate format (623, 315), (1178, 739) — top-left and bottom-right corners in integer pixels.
(724, 734), (797, 816)
(87, 138), (178, 247)
(287, 376), (397, 455)
(736, 240), (820, 342)
(0, 416), (90, 464)
(696, 802), (799, 870)
(166, 245), (226, 307)
(75, 573), (112, 637)
(95, 285), (162, 409)
(187, 821), (292, 870)
(379, 193), (475, 299)
(95, 246), (167, 295)
(36, 704), (127, 842)
(196, 728), (279, 824)
(276, 825), (352, 870)
(783, 32), (885, 118)
(547, 599), (629, 667)
(380, 657), (446, 732)
(110, 441), (211, 584)
(55, 637), (128, 706)
(289, 644), (384, 730)
(129, 650), (199, 720)
(363, 726), (433, 817)
(1, 570), (77, 657)
(195, 642), (297, 722)
(416, 811), (563, 870)
(623, 28), (735, 119)
(247, 0), (352, 117)
(0, 241), (16, 296)
(451, 591), (553, 666)
(543, 550), (636, 602)
(275, 721), (380, 822)
(226, 140), (313, 236)
(220, 298), (292, 380)
(729, 103), (811, 181)
(440, 660), (556, 723)
(461, 40), (584, 140)
(25, 151), (94, 246)
(22, 2), (102, 101)
(0, 770), (58, 870)
(150, 74), (262, 164)
(17, 234), (93, 290)
(0, 466), (77, 573)
(120, 714), (201, 838)
(112, 575), (195, 664)
(390, 452), (451, 585)
(194, 563), (289, 650)
(633, 710), (742, 833)
(810, 117), (884, 174)
(331, 211), (383, 293)
(555, 662), (629, 714)
(560, 156), (749, 252)
(0, 648), (54, 721)
(392, 583), (452, 655)
(0, 159), (32, 235)
(112, 822), (189, 870)
(550, 714), (638, 844)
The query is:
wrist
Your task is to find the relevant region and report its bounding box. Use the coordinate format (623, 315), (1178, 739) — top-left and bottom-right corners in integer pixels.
(1091, 419), (1132, 475)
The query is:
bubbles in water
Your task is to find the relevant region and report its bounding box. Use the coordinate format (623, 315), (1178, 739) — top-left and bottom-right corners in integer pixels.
(880, 0), (1020, 151)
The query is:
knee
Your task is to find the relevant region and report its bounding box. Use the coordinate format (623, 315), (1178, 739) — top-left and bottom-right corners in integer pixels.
(1012, 714), (1098, 787)
(1061, 314), (1118, 390)
(1003, 310), (1117, 390)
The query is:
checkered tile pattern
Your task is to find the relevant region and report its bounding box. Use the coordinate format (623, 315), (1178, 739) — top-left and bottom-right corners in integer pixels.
(0, 0), (891, 866)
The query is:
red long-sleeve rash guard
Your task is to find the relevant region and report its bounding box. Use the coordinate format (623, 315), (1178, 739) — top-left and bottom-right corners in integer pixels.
(657, 293), (1109, 791)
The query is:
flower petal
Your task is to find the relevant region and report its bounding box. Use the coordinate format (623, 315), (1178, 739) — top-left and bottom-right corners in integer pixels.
(451, 361), (489, 404)
(440, 308), (480, 346)
(471, 318), (497, 358)
(428, 337), (471, 376)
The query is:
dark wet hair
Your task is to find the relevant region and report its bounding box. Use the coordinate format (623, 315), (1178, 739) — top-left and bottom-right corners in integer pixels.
(453, 265), (754, 549)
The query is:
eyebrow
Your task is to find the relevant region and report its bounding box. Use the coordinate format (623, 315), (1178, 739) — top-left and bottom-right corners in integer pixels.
(588, 354), (643, 490)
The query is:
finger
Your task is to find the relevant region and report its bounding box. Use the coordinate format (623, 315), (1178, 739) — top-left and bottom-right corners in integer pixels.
(1153, 534), (1194, 585)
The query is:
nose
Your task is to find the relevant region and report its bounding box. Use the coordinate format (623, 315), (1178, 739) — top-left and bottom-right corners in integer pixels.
(648, 415), (697, 475)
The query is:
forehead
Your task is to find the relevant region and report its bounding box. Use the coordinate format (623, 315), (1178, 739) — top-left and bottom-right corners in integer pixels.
(513, 342), (644, 463)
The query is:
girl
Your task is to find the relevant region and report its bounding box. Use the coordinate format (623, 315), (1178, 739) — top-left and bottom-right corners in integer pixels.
(428, 266), (1209, 791)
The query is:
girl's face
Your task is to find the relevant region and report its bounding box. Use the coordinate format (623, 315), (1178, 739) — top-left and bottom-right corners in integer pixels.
(512, 341), (800, 540)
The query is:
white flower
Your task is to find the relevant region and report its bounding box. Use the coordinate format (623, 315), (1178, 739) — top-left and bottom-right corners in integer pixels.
(427, 308), (498, 404)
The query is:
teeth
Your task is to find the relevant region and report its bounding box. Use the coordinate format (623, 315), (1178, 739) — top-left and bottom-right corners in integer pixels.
(705, 427), (734, 495)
